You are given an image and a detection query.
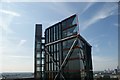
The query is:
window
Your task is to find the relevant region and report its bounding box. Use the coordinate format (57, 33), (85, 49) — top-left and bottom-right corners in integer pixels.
(63, 50), (68, 59)
(37, 67), (40, 71)
(67, 38), (75, 48)
(42, 39), (45, 43)
(66, 16), (74, 27)
(42, 53), (44, 57)
(57, 62), (59, 70)
(54, 64), (56, 71)
(37, 60), (40, 64)
(42, 60), (44, 64)
(51, 27), (54, 42)
(63, 40), (67, 49)
(76, 40), (81, 47)
(51, 45), (53, 53)
(62, 16), (78, 38)
(62, 20), (67, 30)
(51, 63), (53, 71)
(70, 48), (80, 58)
(49, 46), (51, 53)
(80, 60), (84, 70)
(80, 49), (84, 58)
(37, 53), (40, 58)
(56, 25), (59, 40)
(67, 15), (77, 27)
(57, 51), (59, 61)
(81, 71), (86, 79)
(57, 43), (59, 51)
(42, 45), (44, 49)
(36, 72), (40, 78)
(69, 60), (80, 70)
(62, 15), (77, 30)
(63, 38), (75, 49)
(59, 24), (62, 39)
(72, 16), (77, 25)
(62, 25), (78, 38)
(46, 63), (48, 71)
(67, 26), (78, 36)
(46, 30), (48, 43)
(63, 30), (67, 38)
(54, 26), (56, 41)
(36, 44), (40, 49)
(37, 41), (41, 44)
(42, 66), (44, 71)
(49, 62), (51, 71)
(42, 72), (44, 77)
(49, 29), (51, 43)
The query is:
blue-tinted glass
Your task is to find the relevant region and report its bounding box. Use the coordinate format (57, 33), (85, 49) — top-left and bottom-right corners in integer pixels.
(62, 15), (79, 38)
(51, 28), (53, 42)
(70, 48), (80, 58)
(67, 16), (77, 27)
(62, 15), (77, 30)
(46, 30), (48, 43)
(53, 27), (56, 41)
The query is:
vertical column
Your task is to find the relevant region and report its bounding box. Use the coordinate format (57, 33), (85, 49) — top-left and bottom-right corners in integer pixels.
(41, 37), (45, 80)
(34, 24), (42, 80)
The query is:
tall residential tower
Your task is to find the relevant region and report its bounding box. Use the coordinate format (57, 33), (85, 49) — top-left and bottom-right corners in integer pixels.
(34, 14), (93, 80)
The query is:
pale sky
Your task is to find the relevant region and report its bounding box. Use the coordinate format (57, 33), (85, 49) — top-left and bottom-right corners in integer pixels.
(0, 1), (119, 72)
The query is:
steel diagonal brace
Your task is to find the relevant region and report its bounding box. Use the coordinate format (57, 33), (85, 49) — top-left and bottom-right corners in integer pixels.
(54, 37), (78, 80)
(45, 48), (65, 80)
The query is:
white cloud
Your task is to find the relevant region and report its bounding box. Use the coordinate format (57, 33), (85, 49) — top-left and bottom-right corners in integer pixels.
(18, 39), (27, 47)
(0, 9), (20, 33)
(0, 9), (20, 17)
(0, 16), (14, 34)
(80, 2), (95, 15)
(81, 3), (118, 31)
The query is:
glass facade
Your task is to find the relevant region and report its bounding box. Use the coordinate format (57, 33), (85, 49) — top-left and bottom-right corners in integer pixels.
(34, 24), (45, 80)
(44, 15), (93, 80)
(35, 14), (93, 80)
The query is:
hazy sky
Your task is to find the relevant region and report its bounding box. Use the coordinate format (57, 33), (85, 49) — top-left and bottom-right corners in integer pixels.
(0, 1), (118, 72)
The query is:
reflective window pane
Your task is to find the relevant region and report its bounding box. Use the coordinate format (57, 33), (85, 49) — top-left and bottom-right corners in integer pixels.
(37, 67), (40, 71)
(37, 53), (40, 58)
(37, 60), (40, 64)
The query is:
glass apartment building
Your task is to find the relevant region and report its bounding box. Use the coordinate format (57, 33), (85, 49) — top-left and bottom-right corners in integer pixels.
(34, 14), (93, 80)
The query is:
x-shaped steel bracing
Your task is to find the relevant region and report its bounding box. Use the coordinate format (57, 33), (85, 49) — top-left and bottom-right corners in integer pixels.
(54, 37), (78, 80)
(45, 36), (79, 80)
(45, 48), (65, 80)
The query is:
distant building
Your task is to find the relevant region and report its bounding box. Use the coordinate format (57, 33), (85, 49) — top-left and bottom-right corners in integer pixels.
(34, 14), (93, 80)
(117, 66), (120, 73)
